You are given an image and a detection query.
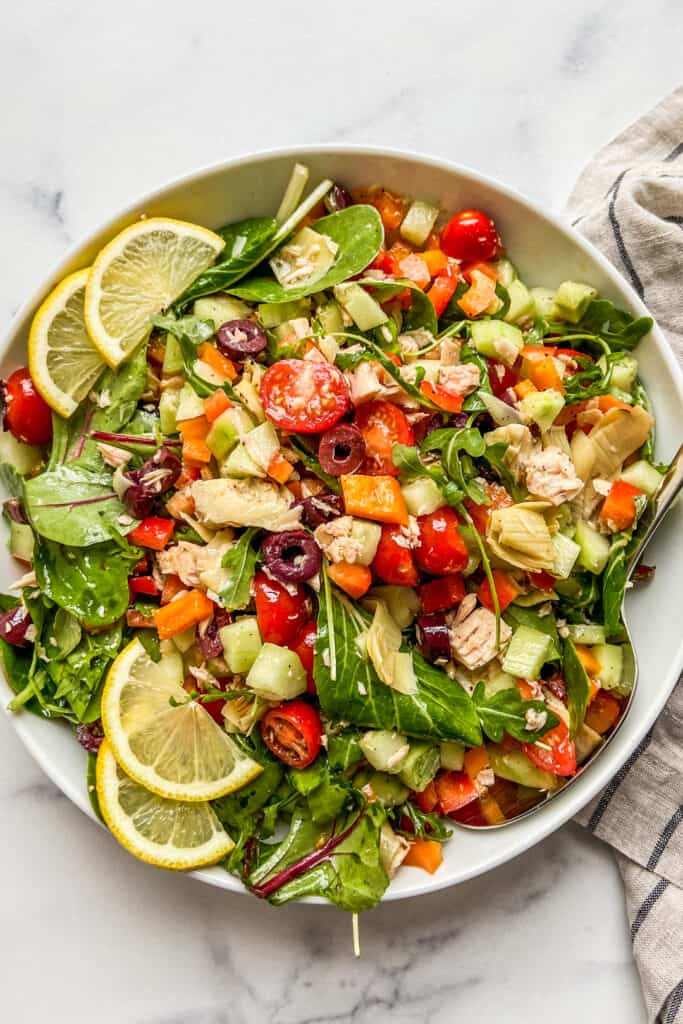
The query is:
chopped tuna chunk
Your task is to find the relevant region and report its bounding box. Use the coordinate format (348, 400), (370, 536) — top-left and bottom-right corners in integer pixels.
(523, 446), (584, 505)
(449, 603), (512, 670)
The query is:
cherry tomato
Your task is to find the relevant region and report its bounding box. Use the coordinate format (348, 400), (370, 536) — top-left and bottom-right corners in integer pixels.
(260, 359), (350, 434)
(253, 570), (309, 647)
(291, 620), (317, 694)
(371, 523), (419, 586)
(522, 721), (577, 777)
(260, 699), (323, 768)
(354, 400), (414, 476)
(415, 508), (468, 575)
(440, 209), (500, 263)
(4, 368), (52, 445)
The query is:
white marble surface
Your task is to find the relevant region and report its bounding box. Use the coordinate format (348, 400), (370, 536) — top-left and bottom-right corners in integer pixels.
(2, 1), (682, 1020)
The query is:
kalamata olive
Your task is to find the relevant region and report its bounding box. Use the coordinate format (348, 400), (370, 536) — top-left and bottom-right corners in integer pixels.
(123, 445), (182, 517)
(216, 319), (267, 360)
(318, 423), (366, 476)
(76, 720), (105, 753)
(324, 183), (353, 213)
(0, 605), (33, 646)
(298, 493), (345, 529)
(123, 483), (155, 519)
(197, 608), (231, 661)
(3, 497), (27, 524)
(261, 530), (322, 583)
(417, 613), (451, 663)
(544, 672), (568, 704)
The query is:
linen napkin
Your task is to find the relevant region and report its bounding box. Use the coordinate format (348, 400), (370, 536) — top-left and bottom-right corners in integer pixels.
(566, 86), (683, 1023)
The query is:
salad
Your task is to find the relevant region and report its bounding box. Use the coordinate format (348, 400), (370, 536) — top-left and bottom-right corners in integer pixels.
(0, 164), (664, 913)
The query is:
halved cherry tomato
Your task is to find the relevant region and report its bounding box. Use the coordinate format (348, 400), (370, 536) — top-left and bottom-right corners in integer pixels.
(260, 359), (350, 434)
(253, 570), (309, 647)
(434, 770), (478, 813)
(291, 620), (317, 694)
(371, 524), (419, 586)
(354, 400), (414, 476)
(419, 574), (466, 613)
(415, 508), (468, 575)
(4, 368), (53, 445)
(441, 210), (500, 263)
(260, 699), (323, 768)
(522, 720), (577, 777)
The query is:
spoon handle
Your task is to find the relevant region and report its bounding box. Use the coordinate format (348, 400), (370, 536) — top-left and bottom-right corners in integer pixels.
(626, 442), (683, 578)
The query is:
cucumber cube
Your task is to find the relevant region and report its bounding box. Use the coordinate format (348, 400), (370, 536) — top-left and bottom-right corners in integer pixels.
(505, 279), (535, 323)
(401, 477), (446, 516)
(551, 532), (581, 579)
(8, 522), (34, 563)
(246, 642), (307, 700)
(193, 294), (251, 327)
(206, 406), (256, 460)
(470, 320), (524, 363)
(0, 431), (40, 476)
(364, 771), (410, 807)
(365, 586), (420, 629)
(487, 745), (558, 790)
(494, 259), (516, 287)
(349, 519), (382, 566)
(399, 740), (440, 791)
(575, 520), (610, 574)
(220, 442), (265, 479)
(565, 623), (606, 645)
(317, 300), (344, 335)
(593, 643), (624, 692)
(502, 625), (553, 680)
(220, 617), (262, 674)
(619, 459), (663, 496)
(359, 730), (409, 774)
(553, 281), (597, 324)
(520, 389), (565, 432)
(258, 299), (310, 328)
(399, 199), (439, 247)
(176, 383), (205, 422)
(483, 669), (517, 697)
(610, 354), (638, 391)
(334, 283), (388, 331)
(172, 626), (196, 653)
(439, 740), (465, 771)
(530, 287), (557, 319)
(162, 334), (184, 374)
(159, 388), (180, 436)
(243, 421), (280, 472)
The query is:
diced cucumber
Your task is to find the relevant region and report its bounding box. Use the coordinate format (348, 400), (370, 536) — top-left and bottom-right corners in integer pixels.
(317, 299), (344, 335)
(502, 625), (553, 679)
(593, 643), (624, 692)
(487, 745), (559, 790)
(610, 354), (638, 391)
(234, 378), (265, 422)
(172, 626), (196, 653)
(619, 459), (663, 496)
(439, 740), (465, 771)
(176, 383), (205, 422)
(220, 442), (265, 479)
(484, 669), (517, 697)
(401, 477), (446, 517)
(565, 623), (606, 645)
(505, 279), (535, 323)
(243, 421), (280, 473)
(399, 199), (439, 247)
(334, 283), (388, 331)
(551, 532), (580, 579)
(470, 320), (524, 362)
(207, 406), (256, 460)
(520, 389), (565, 432)
(220, 617), (262, 674)
(194, 359), (225, 388)
(366, 586), (420, 629)
(349, 519), (382, 566)
(159, 388), (180, 435)
(530, 287), (557, 319)
(494, 259), (516, 288)
(359, 730), (410, 774)
(258, 299), (311, 328)
(0, 431), (41, 475)
(162, 334), (184, 374)
(193, 294), (251, 326)
(271, 226), (337, 289)
(553, 281), (597, 324)
(356, 770), (410, 807)
(246, 642), (307, 700)
(574, 722), (603, 764)
(399, 740), (440, 791)
(8, 521), (34, 562)
(575, 520), (610, 574)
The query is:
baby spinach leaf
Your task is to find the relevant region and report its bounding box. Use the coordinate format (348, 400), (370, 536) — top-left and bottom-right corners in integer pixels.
(315, 578), (482, 746)
(35, 539), (140, 627)
(228, 206), (384, 303)
(327, 730), (365, 771)
(574, 300), (652, 351)
(562, 639), (591, 737)
(43, 608), (82, 660)
(220, 528), (260, 611)
(177, 217), (279, 306)
(24, 465), (131, 547)
(135, 629), (161, 663)
(0, 594), (33, 705)
(472, 681), (559, 743)
(46, 623), (123, 722)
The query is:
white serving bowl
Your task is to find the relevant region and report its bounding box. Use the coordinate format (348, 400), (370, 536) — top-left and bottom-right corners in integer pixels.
(2, 146), (682, 902)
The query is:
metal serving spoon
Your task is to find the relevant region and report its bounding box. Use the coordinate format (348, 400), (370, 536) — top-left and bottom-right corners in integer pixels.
(455, 442), (683, 830)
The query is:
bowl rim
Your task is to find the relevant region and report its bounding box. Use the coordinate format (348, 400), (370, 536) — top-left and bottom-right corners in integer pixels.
(3, 143), (683, 902)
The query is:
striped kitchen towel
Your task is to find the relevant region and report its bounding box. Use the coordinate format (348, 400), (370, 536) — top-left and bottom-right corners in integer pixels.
(566, 86), (683, 1024)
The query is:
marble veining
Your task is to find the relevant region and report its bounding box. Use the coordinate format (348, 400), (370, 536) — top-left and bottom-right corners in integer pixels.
(2, 0), (682, 1020)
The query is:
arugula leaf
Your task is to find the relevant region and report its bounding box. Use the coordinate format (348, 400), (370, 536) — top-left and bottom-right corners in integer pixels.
(352, 336), (439, 409)
(602, 532), (629, 639)
(472, 681), (559, 743)
(460, 344), (492, 411)
(290, 437), (342, 494)
(45, 623), (123, 722)
(176, 217), (279, 306)
(562, 639), (591, 737)
(24, 465), (130, 547)
(228, 206), (383, 302)
(315, 579), (482, 745)
(494, 282), (511, 319)
(220, 528), (260, 611)
(480, 443), (526, 501)
(392, 802), (452, 842)
(574, 299), (652, 351)
(247, 802), (390, 912)
(422, 428), (489, 505)
(503, 605), (561, 661)
(392, 443), (463, 508)
(35, 539), (140, 627)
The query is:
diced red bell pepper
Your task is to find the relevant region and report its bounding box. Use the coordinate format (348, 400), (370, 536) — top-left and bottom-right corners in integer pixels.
(420, 381), (464, 412)
(599, 480), (644, 532)
(477, 569), (520, 612)
(426, 273), (459, 316)
(419, 574), (466, 613)
(529, 570), (556, 591)
(128, 517), (175, 551)
(129, 575), (160, 597)
(413, 780), (439, 814)
(434, 770), (478, 814)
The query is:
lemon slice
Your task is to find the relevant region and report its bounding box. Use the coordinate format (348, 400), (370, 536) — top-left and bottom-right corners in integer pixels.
(96, 740), (234, 869)
(28, 268), (106, 417)
(101, 639), (262, 801)
(84, 217), (225, 367)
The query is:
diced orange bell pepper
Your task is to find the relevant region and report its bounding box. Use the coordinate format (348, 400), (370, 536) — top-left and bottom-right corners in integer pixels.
(514, 379), (537, 400)
(525, 355), (565, 394)
(516, 679), (538, 701)
(420, 380), (464, 412)
(463, 261), (498, 282)
(585, 690), (622, 734)
(267, 452), (294, 484)
(397, 254), (431, 290)
(374, 190), (406, 231)
(575, 644), (601, 677)
(426, 273), (459, 316)
(203, 389), (232, 423)
(153, 588), (214, 640)
(402, 838), (443, 874)
(197, 343), (237, 382)
(477, 569), (520, 613)
(597, 394), (633, 413)
(178, 415), (211, 464)
(480, 793), (506, 825)
(599, 480), (644, 531)
(421, 249), (449, 277)
(340, 474), (409, 526)
(463, 745), (490, 782)
(327, 562), (372, 599)
(458, 268), (497, 318)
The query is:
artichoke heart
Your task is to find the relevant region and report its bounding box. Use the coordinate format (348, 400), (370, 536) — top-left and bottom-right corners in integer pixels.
(487, 501), (556, 572)
(366, 600), (417, 695)
(582, 405), (653, 479)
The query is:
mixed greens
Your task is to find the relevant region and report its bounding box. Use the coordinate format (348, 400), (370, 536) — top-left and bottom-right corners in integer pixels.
(0, 165), (665, 912)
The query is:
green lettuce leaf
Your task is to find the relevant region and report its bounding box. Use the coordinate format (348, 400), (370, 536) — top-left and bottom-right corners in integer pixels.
(35, 539), (140, 627)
